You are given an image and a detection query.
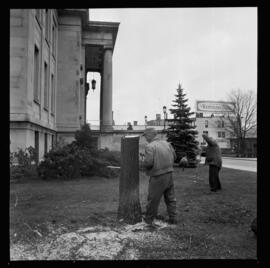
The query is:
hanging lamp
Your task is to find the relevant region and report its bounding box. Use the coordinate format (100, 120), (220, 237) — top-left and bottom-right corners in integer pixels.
(91, 72), (96, 91)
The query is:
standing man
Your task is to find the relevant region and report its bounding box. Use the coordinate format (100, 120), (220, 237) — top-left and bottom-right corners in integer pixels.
(202, 134), (222, 192)
(141, 128), (177, 225)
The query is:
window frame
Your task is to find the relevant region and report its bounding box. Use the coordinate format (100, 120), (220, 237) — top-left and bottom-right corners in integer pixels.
(44, 133), (48, 154)
(50, 73), (55, 115)
(33, 45), (40, 104)
(51, 134), (55, 149)
(45, 9), (50, 45)
(52, 17), (57, 59)
(43, 61), (49, 111)
(34, 131), (39, 164)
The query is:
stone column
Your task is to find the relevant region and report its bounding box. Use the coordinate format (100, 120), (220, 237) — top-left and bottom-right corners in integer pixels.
(100, 47), (113, 131)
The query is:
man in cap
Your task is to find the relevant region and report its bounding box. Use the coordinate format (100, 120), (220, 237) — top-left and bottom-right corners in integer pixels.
(202, 133), (222, 192)
(141, 128), (177, 225)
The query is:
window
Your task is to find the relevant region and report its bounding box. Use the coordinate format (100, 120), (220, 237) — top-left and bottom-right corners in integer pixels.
(52, 19), (57, 57)
(218, 132), (222, 138)
(51, 135), (55, 149)
(45, 9), (50, 42)
(44, 62), (49, 110)
(44, 133), (48, 154)
(202, 131), (208, 143)
(51, 74), (55, 114)
(33, 45), (40, 102)
(218, 120), (225, 128)
(35, 131), (39, 164)
(222, 132), (225, 138)
(205, 120), (208, 128)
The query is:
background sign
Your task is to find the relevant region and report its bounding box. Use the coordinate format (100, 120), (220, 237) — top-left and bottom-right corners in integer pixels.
(196, 101), (235, 113)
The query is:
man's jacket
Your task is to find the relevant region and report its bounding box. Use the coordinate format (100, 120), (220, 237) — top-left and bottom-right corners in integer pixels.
(204, 136), (222, 168)
(143, 137), (176, 177)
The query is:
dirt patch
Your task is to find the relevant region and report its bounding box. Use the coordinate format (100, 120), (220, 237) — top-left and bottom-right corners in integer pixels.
(10, 220), (175, 260)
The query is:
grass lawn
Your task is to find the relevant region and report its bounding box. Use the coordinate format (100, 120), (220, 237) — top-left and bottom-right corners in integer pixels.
(9, 165), (257, 260)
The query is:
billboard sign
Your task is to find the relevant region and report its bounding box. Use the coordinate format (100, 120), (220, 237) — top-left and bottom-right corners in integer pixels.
(196, 101), (235, 113)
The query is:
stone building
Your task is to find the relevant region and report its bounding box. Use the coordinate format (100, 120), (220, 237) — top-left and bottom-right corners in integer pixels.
(10, 9), (119, 161)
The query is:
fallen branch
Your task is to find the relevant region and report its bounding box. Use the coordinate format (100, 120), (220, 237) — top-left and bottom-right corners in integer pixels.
(24, 222), (42, 237)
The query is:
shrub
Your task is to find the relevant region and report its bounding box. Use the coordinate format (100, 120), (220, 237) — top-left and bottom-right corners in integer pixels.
(10, 146), (37, 181)
(37, 125), (121, 180)
(37, 143), (81, 180)
(74, 123), (97, 150)
(37, 143), (120, 180)
(97, 148), (121, 166)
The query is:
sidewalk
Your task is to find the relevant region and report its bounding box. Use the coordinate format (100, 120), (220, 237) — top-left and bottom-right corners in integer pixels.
(222, 157), (257, 161)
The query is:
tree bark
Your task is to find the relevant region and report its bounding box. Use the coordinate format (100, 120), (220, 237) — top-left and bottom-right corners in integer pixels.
(118, 136), (142, 224)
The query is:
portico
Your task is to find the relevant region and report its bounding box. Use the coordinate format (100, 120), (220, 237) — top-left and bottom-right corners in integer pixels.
(83, 21), (119, 132)
(55, 9), (119, 145)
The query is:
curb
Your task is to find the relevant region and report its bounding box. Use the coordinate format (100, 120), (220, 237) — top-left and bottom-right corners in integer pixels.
(222, 157), (257, 161)
(200, 156), (256, 162)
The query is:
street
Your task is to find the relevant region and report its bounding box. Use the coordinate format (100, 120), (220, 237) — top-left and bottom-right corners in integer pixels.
(200, 157), (257, 172)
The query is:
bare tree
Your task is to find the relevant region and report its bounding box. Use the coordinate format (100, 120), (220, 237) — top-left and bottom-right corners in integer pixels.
(222, 89), (257, 156)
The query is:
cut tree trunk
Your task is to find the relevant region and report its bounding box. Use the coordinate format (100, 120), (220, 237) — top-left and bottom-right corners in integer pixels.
(118, 135), (142, 224)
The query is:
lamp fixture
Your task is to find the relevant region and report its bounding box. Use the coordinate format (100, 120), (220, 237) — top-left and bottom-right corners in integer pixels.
(91, 72), (96, 91)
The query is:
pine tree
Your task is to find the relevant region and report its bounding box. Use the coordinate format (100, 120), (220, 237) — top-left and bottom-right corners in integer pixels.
(166, 83), (199, 166)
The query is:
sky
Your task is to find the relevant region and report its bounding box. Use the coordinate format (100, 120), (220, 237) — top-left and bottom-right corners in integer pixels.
(86, 8), (257, 126)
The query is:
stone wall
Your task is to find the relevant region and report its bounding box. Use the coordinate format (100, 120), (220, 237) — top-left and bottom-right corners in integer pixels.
(56, 130), (168, 154)
(56, 15), (84, 132)
(97, 131), (168, 153)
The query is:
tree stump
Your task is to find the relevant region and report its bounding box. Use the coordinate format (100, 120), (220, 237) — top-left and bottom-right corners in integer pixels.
(118, 135), (142, 224)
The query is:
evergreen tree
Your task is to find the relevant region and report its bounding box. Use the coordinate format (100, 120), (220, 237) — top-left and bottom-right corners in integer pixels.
(166, 83), (199, 166)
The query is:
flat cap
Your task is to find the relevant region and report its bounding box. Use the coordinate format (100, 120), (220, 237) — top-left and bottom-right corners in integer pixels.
(142, 127), (157, 136)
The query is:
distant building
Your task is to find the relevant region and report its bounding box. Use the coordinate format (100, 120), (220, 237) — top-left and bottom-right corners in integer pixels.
(147, 114), (166, 126)
(194, 100), (235, 150)
(195, 114), (232, 149)
(229, 128), (257, 157)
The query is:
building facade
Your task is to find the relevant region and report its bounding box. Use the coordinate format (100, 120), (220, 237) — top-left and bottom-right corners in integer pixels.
(195, 114), (232, 149)
(10, 9), (119, 161)
(194, 100), (235, 150)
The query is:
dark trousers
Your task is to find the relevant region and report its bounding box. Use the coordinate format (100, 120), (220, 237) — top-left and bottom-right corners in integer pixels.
(145, 172), (177, 223)
(209, 165), (221, 191)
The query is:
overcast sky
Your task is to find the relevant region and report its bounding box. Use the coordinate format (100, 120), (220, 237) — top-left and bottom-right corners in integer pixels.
(86, 8), (257, 125)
